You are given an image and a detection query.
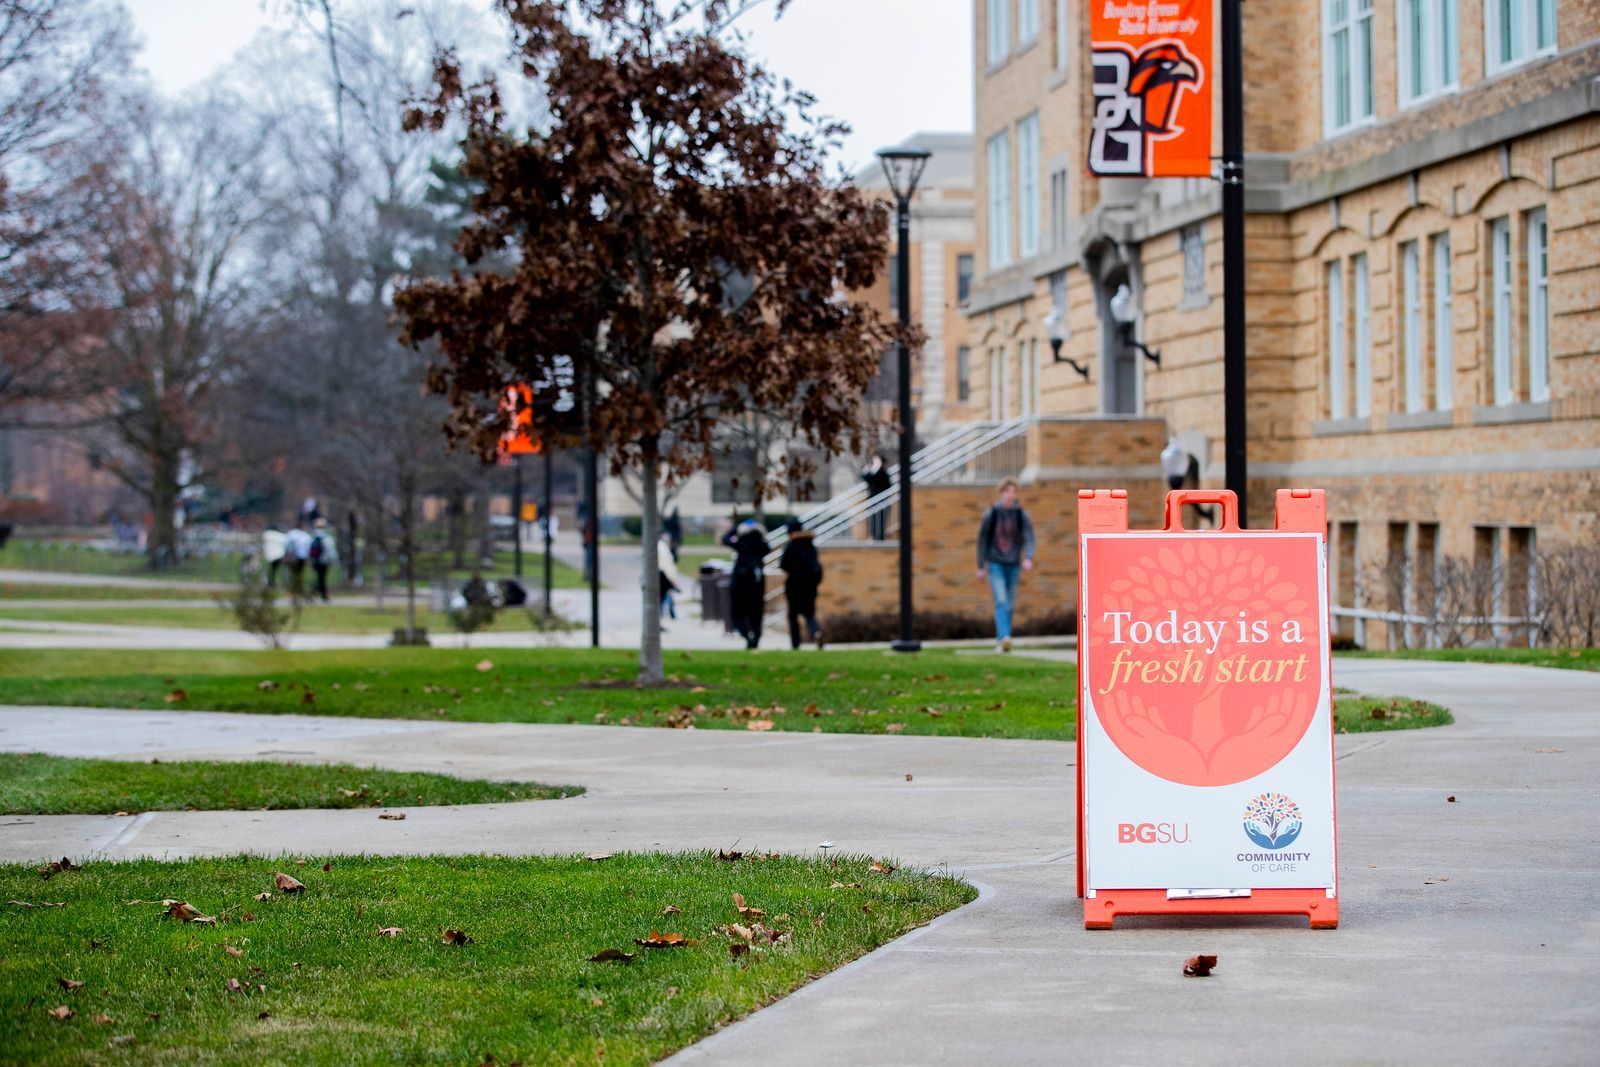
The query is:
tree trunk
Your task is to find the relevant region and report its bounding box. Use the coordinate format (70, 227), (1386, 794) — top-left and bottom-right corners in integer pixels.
(473, 481), (494, 570)
(638, 442), (664, 685)
(147, 453), (180, 571)
(400, 469), (418, 639)
(449, 487), (466, 570)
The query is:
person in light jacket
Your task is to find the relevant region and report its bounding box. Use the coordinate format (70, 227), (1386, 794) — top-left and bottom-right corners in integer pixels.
(657, 532), (681, 620)
(975, 478), (1035, 653)
(261, 525), (287, 587)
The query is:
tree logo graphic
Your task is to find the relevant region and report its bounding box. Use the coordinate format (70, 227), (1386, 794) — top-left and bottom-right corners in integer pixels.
(1242, 792), (1303, 849)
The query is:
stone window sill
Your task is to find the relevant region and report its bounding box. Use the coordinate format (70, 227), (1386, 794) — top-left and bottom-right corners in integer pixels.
(1384, 409), (1453, 431)
(1312, 416), (1370, 437)
(1472, 400), (1551, 426)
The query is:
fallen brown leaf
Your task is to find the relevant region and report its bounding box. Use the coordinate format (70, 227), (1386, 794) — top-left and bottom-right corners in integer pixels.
(441, 928), (472, 945)
(588, 947), (636, 963)
(57, 977), (84, 991)
(812, 913), (826, 928)
(379, 813), (406, 821)
(883, 723), (905, 733)
(322, 862), (332, 872)
(257, 680), (278, 691)
(224, 946), (244, 958)
(377, 926), (404, 937)
(225, 978), (243, 993)
(728, 942), (749, 958)
(732, 892), (765, 919)
(585, 851), (613, 862)
(716, 849), (743, 862)
(164, 689), (187, 703)
(253, 892), (272, 902)
(476, 659), (494, 672)
(746, 719), (775, 731)
(91, 1013), (114, 1025)
(905, 774), (914, 781)
(166, 902), (215, 924)
(274, 873), (305, 893)
(38, 857), (75, 880)
(726, 923), (754, 942)
(49, 1005), (72, 1021)
(829, 881), (862, 890)
(661, 904), (681, 915)
(1183, 954), (1219, 977)
(1446, 795), (1457, 803)
(257, 1011), (272, 1020)
(633, 930), (687, 948)
(868, 862), (896, 875)
(860, 904), (873, 914)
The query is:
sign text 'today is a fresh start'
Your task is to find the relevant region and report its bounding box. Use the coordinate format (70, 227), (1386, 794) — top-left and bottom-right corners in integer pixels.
(1095, 610), (1311, 695)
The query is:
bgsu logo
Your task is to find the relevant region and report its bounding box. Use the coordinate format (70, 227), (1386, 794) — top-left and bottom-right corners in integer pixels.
(1117, 821), (1191, 844)
(1089, 39), (1203, 176)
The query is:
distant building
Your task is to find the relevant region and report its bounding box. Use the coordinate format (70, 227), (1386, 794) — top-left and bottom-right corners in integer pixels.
(961, 0), (1600, 646)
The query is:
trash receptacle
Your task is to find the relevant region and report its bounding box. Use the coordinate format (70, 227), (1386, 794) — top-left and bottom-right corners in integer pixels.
(698, 561), (732, 627)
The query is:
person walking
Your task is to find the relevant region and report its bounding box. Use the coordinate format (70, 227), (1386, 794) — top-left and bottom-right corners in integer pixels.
(721, 518), (770, 649)
(976, 477), (1035, 653)
(779, 518), (824, 650)
(663, 507), (683, 563)
(657, 531), (681, 621)
(284, 522), (312, 597)
(309, 518), (338, 602)
(262, 525), (287, 587)
(861, 453), (892, 540)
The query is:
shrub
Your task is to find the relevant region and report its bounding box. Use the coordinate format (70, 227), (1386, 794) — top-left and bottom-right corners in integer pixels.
(218, 577), (303, 650)
(821, 607), (1077, 644)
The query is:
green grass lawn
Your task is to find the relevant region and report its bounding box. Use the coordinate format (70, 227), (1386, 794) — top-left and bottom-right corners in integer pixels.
(2, 540), (244, 582)
(0, 601), (577, 635)
(0, 753), (579, 815)
(0, 582), (221, 601)
(0, 852), (973, 1065)
(1339, 647), (1600, 672)
(0, 648), (1447, 740)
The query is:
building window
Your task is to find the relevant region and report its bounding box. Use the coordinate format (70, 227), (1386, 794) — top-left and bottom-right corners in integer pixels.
(1181, 224), (1206, 305)
(1401, 240), (1423, 412)
(1353, 253), (1371, 417)
(1485, 0), (1556, 73)
(1324, 0), (1374, 133)
(1527, 208), (1549, 402)
(1398, 0), (1458, 106)
(1054, 0), (1068, 70)
(1016, 115), (1040, 258)
(1327, 261), (1345, 417)
(987, 130), (1012, 268)
(1017, 0), (1038, 45)
(711, 444), (759, 504)
(1048, 168), (1069, 250)
(1490, 216), (1513, 404)
(957, 345), (971, 402)
(986, 0), (1010, 67)
(956, 253), (974, 305)
(1432, 233), (1453, 410)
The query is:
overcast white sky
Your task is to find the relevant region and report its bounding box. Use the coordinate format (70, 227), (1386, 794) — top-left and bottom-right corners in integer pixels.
(122, 0), (974, 173)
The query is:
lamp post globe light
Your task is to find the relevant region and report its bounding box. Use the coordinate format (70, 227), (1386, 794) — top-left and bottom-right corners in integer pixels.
(876, 145), (930, 654)
(1109, 283), (1161, 367)
(1160, 437), (1189, 491)
(1045, 307), (1088, 379)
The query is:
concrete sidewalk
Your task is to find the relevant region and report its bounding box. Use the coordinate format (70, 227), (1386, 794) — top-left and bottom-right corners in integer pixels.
(1, 659), (1597, 1064)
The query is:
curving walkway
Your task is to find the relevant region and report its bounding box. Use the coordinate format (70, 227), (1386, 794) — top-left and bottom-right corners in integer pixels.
(1, 658), (1597, 1065)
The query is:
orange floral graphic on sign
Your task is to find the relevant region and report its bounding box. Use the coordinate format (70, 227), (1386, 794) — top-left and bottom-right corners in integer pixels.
(1084, 537), (1322, 786)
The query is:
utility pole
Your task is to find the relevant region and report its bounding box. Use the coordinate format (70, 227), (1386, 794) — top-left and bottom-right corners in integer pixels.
(542, 444), (553, 618)
(511, 458), (523, 578)
(1221, 0), (1249, 522)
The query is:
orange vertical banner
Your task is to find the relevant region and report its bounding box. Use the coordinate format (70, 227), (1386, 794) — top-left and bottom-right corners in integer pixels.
(1087, 1), (1213, 178)
(500, 384), (540, 455)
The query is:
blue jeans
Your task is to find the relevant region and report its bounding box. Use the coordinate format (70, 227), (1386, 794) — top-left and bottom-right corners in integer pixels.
(987, 562), (1021, 640)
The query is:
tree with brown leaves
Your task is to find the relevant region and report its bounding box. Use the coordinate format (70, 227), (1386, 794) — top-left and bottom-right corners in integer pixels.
(396, 0), (897, 682)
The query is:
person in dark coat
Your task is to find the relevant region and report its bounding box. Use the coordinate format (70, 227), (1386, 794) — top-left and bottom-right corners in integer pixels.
(779, 519), (824, 650)
(721, 518), (770, 649)
(662, 507), (684, 563)
(861, 453), (892, 540)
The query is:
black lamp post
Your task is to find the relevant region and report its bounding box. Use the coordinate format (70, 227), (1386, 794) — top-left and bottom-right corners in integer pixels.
(876, 145), (931, 654)
(1045, 308), (1088, 379)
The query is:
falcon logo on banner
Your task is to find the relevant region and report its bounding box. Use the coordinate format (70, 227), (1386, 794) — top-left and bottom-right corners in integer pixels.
(1088, 2), (1211, 178)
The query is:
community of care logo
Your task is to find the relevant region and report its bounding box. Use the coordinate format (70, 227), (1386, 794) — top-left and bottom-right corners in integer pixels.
(1242, 792), (1303, 849)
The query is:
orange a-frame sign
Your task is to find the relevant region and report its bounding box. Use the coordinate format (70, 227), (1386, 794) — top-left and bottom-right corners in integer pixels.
(1075, 488), (1339, 929)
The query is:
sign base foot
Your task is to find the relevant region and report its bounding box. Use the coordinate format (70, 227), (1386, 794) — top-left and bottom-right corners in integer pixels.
(1084, 889), (1337, 930)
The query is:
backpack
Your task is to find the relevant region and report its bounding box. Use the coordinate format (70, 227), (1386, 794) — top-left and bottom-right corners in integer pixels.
(309, 536), (325, 561)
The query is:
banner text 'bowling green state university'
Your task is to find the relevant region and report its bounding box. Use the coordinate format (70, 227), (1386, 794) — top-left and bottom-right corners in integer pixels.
(1088, 1), (1212, 178)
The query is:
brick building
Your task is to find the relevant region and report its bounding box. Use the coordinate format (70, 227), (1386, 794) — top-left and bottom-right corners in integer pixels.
(959, 0), (1600, 645)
